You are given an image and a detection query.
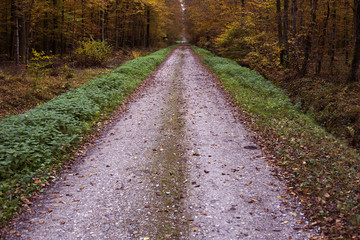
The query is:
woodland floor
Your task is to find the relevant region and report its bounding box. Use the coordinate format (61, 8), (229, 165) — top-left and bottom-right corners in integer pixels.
(4, 46), (319, 239)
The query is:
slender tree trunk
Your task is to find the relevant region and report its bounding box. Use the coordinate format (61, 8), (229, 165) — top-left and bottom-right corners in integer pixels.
(291, 0), (298, 35)
(347, 0), (360, 83)
(52, 0), (58, 54)
(43, 13), (48, 53)
(25, 0), (35, 64)
(329, 1), (336, 74)
(20, 3), (26, 63)
(15, 14), (19, 65)
(10, 0), (15, 59)
(344, 0), (350, 65)
(101, 8), (105, 42)
(316, 0), (330, 75)
(283, 0), (289, 67)
(276, 0), (283, 64)
(299, 0), (318, 77)
(72, 0), (76, 51)
(115, 0), (119, 49)
(60, 0), (64, 57)
(146, 7), (150, 48)
(81, 0), (85, 38)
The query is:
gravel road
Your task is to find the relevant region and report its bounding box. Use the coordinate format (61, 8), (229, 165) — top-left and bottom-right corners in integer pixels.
(5, 46), (317, 239)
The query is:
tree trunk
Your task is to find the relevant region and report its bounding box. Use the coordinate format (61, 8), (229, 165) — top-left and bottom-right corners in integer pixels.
(315, 0), (330, 75)
(276, 0), (283, 63)
(20, 3), (26, 63)
(283, 0), (289, 67)
(25, 0), (35, 64)
(60, 0), (64, 57)
(52, 0), (58, 55)
(10, 0), (15, 60)
(146, 7), (150, 48)
(100, 6), (105, 42)
(291, 0), (298, 35)
(15, 14), (20, 65)
(344, 0), (350, 65)
(299, 0), (318, 77)
(329, 1), (336, 74)
(347, 0), (360, 83)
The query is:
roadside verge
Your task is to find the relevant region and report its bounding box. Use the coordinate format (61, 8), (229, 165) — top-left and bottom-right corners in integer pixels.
(0, 46), (176, 227)
(192, 46), (359, 239)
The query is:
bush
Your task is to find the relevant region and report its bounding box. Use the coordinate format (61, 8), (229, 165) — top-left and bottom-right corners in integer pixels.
(74, 39), (112, 67)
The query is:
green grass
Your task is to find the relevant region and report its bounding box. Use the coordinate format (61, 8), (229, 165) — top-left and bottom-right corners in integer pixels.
(193, 46), (360, 239)
(0, 45), (175, 226)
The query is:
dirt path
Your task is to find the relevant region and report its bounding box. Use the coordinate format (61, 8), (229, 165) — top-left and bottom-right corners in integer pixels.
(5, 46), (317, 239)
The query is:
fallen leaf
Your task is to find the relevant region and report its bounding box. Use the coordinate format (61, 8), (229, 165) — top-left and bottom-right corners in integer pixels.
(20, 196), (32, 205)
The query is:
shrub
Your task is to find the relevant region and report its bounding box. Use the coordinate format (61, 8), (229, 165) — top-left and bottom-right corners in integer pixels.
(74, 39), (112, 67)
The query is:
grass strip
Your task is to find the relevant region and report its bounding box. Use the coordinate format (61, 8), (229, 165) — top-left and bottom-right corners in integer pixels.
(192, 46), (359, 239)
(0, 45), (175, 226)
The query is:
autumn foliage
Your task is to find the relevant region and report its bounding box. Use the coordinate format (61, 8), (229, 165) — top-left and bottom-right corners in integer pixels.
(0, 0), (183, 63)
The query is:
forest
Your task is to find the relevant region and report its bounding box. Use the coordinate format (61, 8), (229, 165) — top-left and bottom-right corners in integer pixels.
(0, 0), (359, 239)
(185, 0), (360, 148)
(0, 0), (183, 63)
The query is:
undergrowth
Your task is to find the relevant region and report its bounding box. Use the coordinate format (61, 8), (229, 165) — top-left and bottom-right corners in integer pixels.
(192, 46), (359, 239)
(0, 45), (175, 226)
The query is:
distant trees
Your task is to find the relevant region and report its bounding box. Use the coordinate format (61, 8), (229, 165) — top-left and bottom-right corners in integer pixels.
(184, 0), (359, 82)
(0, 0), (183, 63)
(348, 0), (360, 83)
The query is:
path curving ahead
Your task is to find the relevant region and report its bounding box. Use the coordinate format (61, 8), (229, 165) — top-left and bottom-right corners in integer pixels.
(6, 46), (316, 239)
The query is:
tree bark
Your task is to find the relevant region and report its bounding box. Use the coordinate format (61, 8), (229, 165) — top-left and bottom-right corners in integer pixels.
(146, 7), (150, 48)
(316, 0), (330, 75)
(329, 0), (336, 74)
(283, 0), (289, 67)
(291, 0), (298, 35)
(276, 0), (283, 63)
(15, 13), (20, 65)
(347, 0), (360, 83)
(299, 0), (318, 77)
